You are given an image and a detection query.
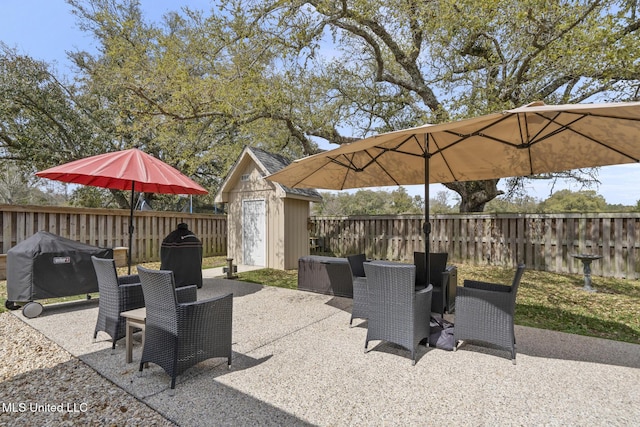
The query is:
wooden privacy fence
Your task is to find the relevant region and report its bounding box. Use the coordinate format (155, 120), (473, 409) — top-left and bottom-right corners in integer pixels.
(310, 213), (640, 279)
(3, 206), (640, 279)
(0, 204), (226, 264)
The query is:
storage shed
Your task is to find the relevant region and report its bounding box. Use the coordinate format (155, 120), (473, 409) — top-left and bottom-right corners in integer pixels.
(215, 146), (322, 270)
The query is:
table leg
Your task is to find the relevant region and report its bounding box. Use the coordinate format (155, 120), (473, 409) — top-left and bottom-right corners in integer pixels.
(125, 319), (133, 363)
(140, 324), (148, 368)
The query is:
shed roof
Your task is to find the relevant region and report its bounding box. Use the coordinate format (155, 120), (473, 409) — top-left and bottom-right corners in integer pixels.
(214, 146), (322, 203)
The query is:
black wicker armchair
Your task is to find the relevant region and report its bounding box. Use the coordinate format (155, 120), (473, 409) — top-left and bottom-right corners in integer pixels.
(91, 256), (145, 349)
(414, 252), (457, 317)
(453, 264), (526, 363)
(347, 254), (368, 325)
(363, 262), (432, 365)
(136, 266), (233, 389)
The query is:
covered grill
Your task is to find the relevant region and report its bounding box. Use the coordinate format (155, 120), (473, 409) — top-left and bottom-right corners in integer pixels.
(160, 223), (203, 288)
(6, 231), (112, 317)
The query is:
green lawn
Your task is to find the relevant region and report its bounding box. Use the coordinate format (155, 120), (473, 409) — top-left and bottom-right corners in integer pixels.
(2, 257), (638, 345)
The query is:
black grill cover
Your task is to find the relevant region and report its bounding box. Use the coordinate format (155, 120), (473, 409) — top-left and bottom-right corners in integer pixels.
(6, 231), (112, 302)
(160, 223), (203, 288)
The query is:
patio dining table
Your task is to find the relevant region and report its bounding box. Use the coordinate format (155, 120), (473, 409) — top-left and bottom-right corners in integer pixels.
(120, 307), (146, 363)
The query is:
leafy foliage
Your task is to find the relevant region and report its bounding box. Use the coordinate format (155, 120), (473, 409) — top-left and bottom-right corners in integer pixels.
(539, 189), (608, 212)
(0, 44), (115, 171)
(311, 187), (638, 215)
(484, 195), (541, 213)
(2, 1), (639, 212)
(429, 190), (460, 213)
(0, 162), (65, 205)
(313, 187), (423, 215)
(228, 0), (639, 210)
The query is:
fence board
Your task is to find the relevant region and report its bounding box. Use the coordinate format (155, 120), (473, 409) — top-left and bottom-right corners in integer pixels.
(0, 205), (226, 263)
(311, 213), (640, 279)
(4, 206), (640, 279)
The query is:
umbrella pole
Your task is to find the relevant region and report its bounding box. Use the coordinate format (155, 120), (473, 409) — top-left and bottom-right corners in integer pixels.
(128, 181), (135, 275)
(424, 135), (431, 290)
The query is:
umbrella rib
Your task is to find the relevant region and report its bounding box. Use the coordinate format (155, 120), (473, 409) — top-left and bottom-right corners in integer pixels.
(427, 133), (460, 182)
(527, 112), (640, 163)
(329, 152), (370, 172)
(367, 152), (401, 186)
(556, 122), (640, 162)
(330, 150), (402, 187)
(369, 134), (429, 160)
(330, 134), (424, 172)
(518, 111), (566, 174)
(318, 135), (428, 188)
(525, 111), (587, 146)
(568, 111), (640, 122)
(338, 153), (358, 189)
(439, 114), (525, 149)
(291, 160), (339, 188)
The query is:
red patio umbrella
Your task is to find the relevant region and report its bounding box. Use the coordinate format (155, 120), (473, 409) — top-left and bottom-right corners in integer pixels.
(36, 148), (208, 272)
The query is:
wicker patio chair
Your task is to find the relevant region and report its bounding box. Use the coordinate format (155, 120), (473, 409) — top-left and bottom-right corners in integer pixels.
(453, 264), (526, 363)
(414, 252), (457, 317)
(347, 254), (368, 325)
(363, 262), (432, 365)
(136, 266), (233, 389)
(92, 257), (197, 349)
(91, 256), (145, 349)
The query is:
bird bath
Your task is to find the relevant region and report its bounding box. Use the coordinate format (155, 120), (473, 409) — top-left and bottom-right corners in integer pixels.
(571, 254), (602, 292)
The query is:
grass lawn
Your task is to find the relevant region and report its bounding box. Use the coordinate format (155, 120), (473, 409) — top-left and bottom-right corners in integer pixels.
(2, 257), (638, 345)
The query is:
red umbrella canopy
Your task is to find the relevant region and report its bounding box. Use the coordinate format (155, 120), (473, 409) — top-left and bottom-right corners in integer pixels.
(36, 148), (207, 195)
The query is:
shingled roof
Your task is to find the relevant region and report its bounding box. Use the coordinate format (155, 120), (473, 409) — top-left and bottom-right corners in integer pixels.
(249, 147), (322, 200)
(214, 146), (322, 203)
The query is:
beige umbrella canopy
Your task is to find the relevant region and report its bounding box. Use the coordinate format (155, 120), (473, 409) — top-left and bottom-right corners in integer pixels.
(267, 101), (640, 190)
(267, 101), (640, 280)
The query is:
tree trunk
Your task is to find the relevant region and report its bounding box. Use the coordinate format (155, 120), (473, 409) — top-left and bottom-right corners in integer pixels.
(443, 179), (504, 212)
(111, 189), (131, 210)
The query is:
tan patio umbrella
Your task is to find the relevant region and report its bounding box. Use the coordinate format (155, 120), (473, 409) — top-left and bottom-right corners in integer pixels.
(266, 101), (640, 280)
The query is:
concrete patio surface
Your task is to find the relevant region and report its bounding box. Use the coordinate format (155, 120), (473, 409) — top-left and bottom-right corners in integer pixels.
(11, 268), (640, 426)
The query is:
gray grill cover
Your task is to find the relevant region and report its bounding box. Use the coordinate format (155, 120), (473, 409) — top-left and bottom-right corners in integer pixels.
(6, 231), (112, 302)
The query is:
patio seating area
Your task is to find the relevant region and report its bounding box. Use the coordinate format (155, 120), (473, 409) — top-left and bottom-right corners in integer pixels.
(10, 267), (640, 426)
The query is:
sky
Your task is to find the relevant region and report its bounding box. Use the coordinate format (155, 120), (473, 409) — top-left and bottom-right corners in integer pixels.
(2, 0), (640, 206)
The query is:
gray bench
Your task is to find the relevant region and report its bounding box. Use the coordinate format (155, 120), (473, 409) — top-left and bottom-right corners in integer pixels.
(298, 256), (353, 298)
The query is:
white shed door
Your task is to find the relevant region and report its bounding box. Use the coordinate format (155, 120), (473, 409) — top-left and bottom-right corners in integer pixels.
(242, 199), (266, 266)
